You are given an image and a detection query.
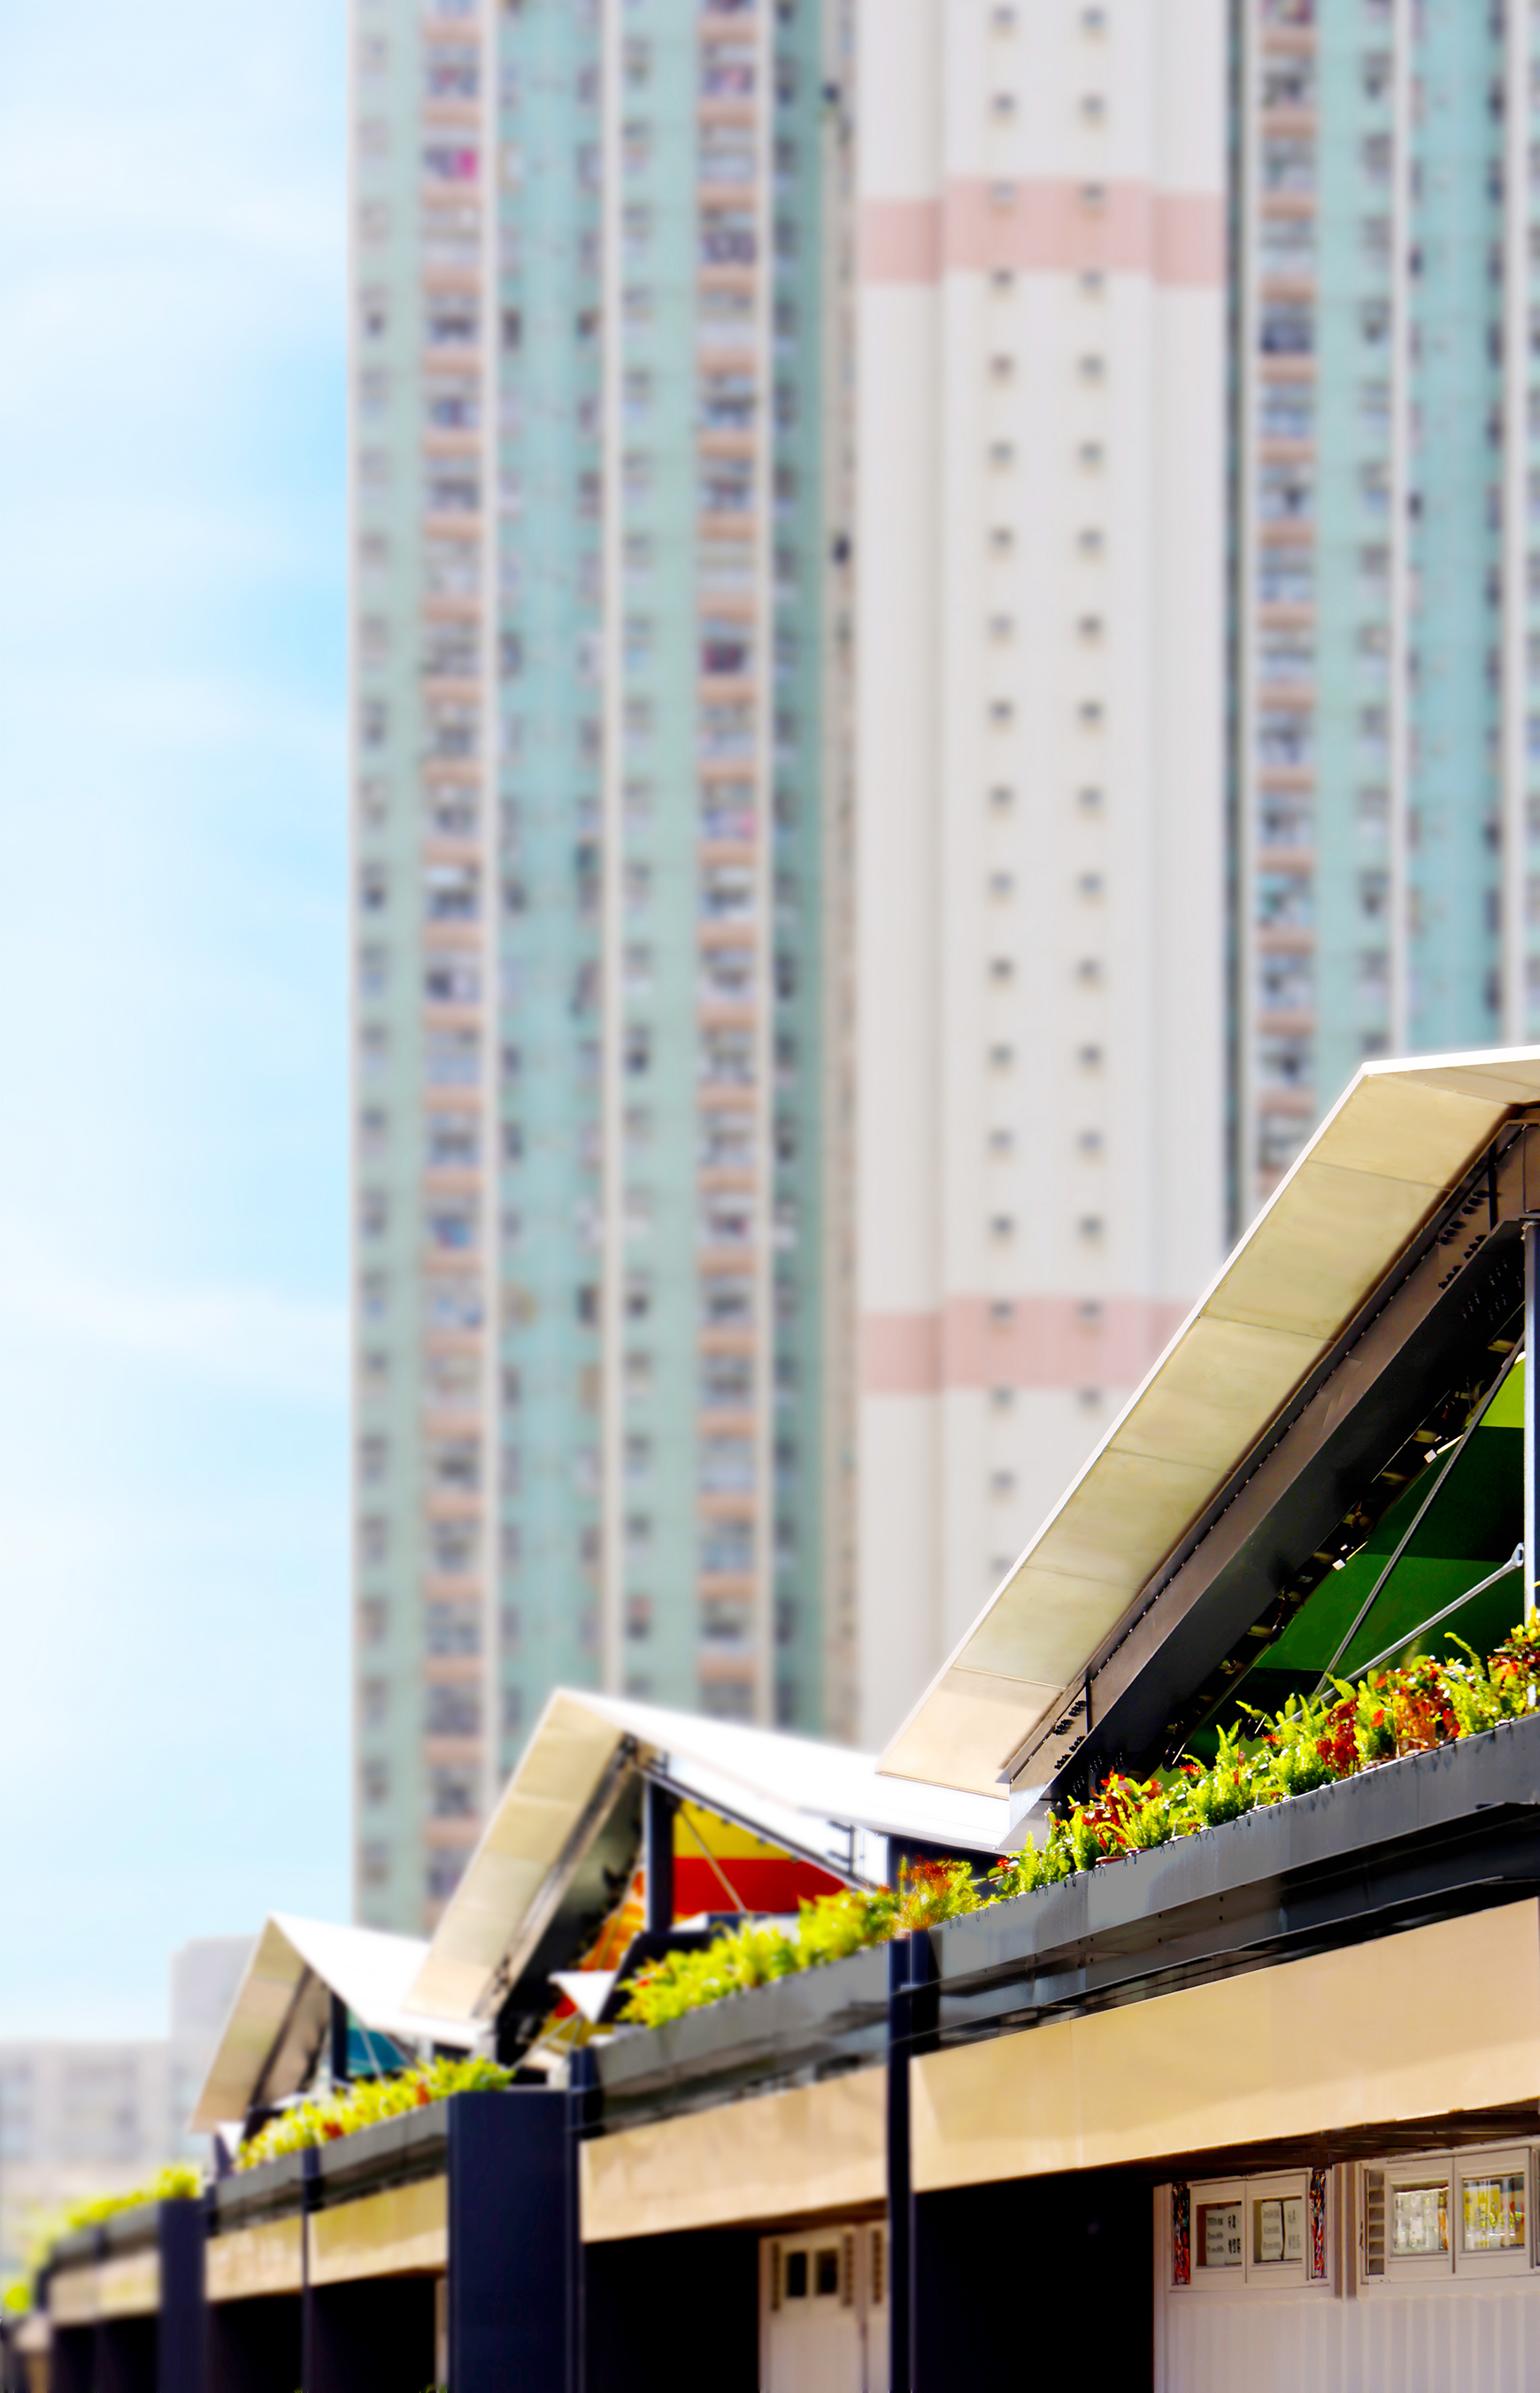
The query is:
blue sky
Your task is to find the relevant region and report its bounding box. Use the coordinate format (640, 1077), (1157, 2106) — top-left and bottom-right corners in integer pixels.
(0, 0), (350, 2032)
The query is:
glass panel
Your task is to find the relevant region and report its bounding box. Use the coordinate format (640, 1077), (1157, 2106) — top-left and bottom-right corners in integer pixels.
(1252, 2194), (1305, 2265)
(1390, 2178), (1450, 2256)
(1197, 2201), (1244, 2268)
(1461, 2170), (1526, 2253)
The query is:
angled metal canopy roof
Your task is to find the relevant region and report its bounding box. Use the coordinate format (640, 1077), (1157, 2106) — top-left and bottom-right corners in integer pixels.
(405, 1689), (1011, 2026)
(189, 1913), (483, 2133)
(879, 1048), (1540, 1801)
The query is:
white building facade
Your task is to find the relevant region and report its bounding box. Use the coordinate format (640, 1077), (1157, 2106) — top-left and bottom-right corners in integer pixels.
(853, 0), (1228, 1743)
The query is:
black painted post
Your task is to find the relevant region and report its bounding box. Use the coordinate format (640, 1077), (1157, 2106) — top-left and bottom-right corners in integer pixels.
(328, 1996), (350, 2088)
(887, 1931), (938, 2393)
(157, 2202), (205, 2393)
(887, 1936), (912, 2393)
(643, 1779), (677, 1937)
(1527, 1220), (1537, 1618)
(567, 2048), (600, 2393)
(447, 2091), (570, 2393)
(297, 2147), (319, 2393)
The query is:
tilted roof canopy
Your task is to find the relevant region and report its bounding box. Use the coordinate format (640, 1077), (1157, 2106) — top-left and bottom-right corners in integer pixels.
(880, 1048), (1540, 1798)
(189, 1913), (483, 2133)
(405, 1689), (1010, 2025)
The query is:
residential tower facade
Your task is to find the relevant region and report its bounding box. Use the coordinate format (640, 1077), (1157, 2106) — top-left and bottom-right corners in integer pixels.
(1234, 0), (1540, 1206)
(852, 0), (1229, 1743)
(349, 0), (847, 1931)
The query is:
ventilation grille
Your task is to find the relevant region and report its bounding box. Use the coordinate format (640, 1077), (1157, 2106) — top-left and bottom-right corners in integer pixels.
(1364, 2170), (1386, 2278)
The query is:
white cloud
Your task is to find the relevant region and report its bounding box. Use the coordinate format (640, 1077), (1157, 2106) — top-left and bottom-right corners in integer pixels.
(0, 1250), (345, 1407)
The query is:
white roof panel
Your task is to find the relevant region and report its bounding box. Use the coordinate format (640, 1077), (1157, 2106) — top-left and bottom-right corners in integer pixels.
(879, 1048), (1540, 1796)
(406, 1689), (1011, 2025)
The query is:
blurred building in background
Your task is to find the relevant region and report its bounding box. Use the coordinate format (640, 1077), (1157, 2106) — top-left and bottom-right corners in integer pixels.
(350, 0), (851, 1930)
(1233, 0), (1539, 1207)
(0, 1938), (250, 2284)
(851, 0), (1228, 1740)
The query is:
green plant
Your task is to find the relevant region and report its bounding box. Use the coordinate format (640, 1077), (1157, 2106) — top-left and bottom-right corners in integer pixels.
(623, 1613), (1540, 2031)
(619, 1858), (982, 2028)
(58, 2165), (203, 2231)
(236, 2055), (514, 2170)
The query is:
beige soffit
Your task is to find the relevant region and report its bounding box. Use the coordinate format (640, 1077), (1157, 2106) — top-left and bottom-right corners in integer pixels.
(881, 1047), (1540, 1797)
(581, 2066), (887, 2242)
(189, 1913), (479, 2133)
(912, 1899), (1540, 2187)
(407, 1688), (1013, 2027)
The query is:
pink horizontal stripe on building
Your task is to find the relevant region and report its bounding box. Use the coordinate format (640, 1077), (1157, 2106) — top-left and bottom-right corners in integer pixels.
(861, 181), (1223, 289)
(861, 1295), (1190, 1396)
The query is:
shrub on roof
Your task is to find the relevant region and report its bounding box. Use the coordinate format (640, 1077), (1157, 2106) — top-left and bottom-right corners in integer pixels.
(236, 2056), (513, 2171)
(622, 1619), (1540, 2024)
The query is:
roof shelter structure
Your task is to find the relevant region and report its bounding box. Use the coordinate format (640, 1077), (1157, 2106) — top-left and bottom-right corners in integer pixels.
(881, 1048), (1540, 1809)
(189, 1915), (484, 2139)
(403, 1687), (1009, 2047)
(32, 1048), (1540, 2393)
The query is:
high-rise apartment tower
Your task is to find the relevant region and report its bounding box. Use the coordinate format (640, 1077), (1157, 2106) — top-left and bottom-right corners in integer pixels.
(1234, 0), (1540, 1206)
(853, 0), (1228, 1743)
(350, 0), (848, 1929)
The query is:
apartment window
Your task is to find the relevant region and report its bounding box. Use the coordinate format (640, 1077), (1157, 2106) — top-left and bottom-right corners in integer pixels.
(424, 950), (479, 1005)
(426, 1675), (481, 1741)
(426, 1027), (480, 1086)
(429, 1765), (480, 1820)
(1263, 140), (1315, 194)
(422, 143), (479, 184)
(1360, 134), (1391, 186)
(427, 1854), (466, 1902)
(424, 42), (477, 97)
(425, 1276), (482, 1331)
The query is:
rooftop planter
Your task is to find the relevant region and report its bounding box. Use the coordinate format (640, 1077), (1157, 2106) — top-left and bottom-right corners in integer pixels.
(596, 1939), (889, 2128)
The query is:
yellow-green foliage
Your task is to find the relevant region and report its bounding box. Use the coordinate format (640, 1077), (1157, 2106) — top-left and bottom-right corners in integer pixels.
(620, 1858), (978, 2028)
(10, 2166), (204, 2313)
(989, 1621), (1540, 1896)
(236, 2056), (513, 2170)
(58, 2165), (203, 2231)
(624, 1620), (1540, 2025)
